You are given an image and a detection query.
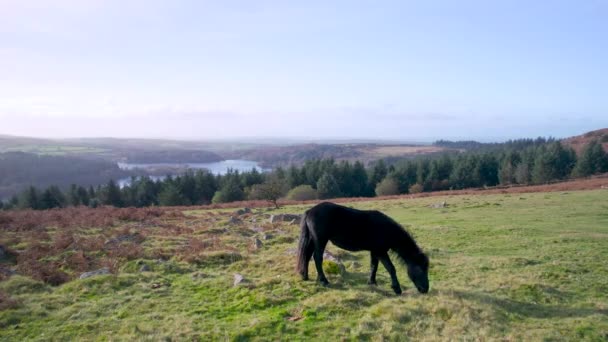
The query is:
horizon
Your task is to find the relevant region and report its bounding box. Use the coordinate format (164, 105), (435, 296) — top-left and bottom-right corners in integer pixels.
(1, 1), (607, 140)
(2, 127), (604, 145)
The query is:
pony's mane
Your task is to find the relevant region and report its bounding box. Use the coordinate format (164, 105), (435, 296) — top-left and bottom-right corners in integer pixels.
(379, 213), (425, 265)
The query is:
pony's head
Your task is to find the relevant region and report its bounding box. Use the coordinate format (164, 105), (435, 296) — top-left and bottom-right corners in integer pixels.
(407, 252), (429, 293)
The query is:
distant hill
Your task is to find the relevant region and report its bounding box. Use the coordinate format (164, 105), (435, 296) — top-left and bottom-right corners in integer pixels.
(561, 128), (608, 154)
(0, 135), (224, 163)
(0, 152), (132, 200)
(224, 143), (449, 168)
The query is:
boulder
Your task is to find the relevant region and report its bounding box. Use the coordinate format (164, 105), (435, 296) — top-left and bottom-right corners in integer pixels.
(270, 214), (302, 224)
(234, 208), (252, 216)
(253, 238), (263, 250)
(250, 226), (264, 233)
(429, 201), (447, 209)
(191, 272), (208, 280)
(233, 273), (248, 287)
(105, 233), (143, 246)
(228, 216), (242, 225)
(79, 267), (111, 279)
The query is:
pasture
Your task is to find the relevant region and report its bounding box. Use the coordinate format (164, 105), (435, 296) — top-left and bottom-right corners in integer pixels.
(1, 190), (607, 340)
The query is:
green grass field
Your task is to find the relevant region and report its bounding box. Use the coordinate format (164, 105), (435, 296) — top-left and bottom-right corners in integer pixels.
(1, 190), (607, 341)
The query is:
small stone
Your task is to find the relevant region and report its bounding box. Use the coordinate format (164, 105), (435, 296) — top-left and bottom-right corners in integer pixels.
(228, 216), (242, 225)
(79, 267), (111, 279)
(191, 272), (207, 280)
(429, 201), (447, 209)
(253, 238), (263, 249)
(250, 226), (264, 233)
(233, 273), (247, 286)
(262, 233), (273, 240)
(0, 245), (6, 261)
(139, 264), (151, 272)
(234, 208), (252, 216)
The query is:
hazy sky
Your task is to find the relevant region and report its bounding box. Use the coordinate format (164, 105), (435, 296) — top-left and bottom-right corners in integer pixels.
(1, 0), (607, 141)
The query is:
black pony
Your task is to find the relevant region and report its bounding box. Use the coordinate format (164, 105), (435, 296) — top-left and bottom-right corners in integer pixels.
(297, 202), (429, 295)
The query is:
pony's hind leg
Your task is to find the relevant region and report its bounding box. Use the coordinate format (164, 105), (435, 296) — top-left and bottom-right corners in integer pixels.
(313, 240), (329, 286)
(378, 253), (402, 295)
(368, 252), (379, 285)
(301, 242), (314, 280)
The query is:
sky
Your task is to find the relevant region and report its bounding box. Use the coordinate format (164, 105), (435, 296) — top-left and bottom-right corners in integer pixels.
(1, 0), (607, 142)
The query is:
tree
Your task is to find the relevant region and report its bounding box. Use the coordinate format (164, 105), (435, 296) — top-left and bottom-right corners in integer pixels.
(286, 185), (318, 201)
(102, 180), (124, 207)
(316, 172), (342, 199)
(19, 186), (41, 210)
(212, 179), (245, 204)
(532, 142), (576, 184)
(40, 186), (67, 209)
(375, 177), (400, 196)
(249, 177), (288, 208)
(351, 161), (370, 196)
(368, 159), (388, 191)
(158, 183), (189, 206)
(194, 170), (218, 204)
(572, 140), (608, 177)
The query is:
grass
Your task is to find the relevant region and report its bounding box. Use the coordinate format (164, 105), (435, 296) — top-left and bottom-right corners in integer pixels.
(1, 190), (608, 340)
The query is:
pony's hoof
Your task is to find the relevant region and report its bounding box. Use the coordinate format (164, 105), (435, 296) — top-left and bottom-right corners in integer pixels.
(367, 280), (377, 286)
(392, 286), (403, 295)
(319, 279), (330, 287)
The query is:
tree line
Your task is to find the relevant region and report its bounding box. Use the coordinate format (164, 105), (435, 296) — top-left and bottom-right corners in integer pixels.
(1, 138), (607, 210)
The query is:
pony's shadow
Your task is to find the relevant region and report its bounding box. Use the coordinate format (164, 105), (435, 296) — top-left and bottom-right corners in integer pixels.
(322, 270), (407, 297)
(451, 290), (607, 319)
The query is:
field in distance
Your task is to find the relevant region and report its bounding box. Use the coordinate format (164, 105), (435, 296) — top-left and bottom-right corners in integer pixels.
(1, 189), (607, 340)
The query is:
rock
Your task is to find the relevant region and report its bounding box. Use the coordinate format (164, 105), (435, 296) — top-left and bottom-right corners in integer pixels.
(250, 226), (264, 233)
(234, 208), (252, 216)
(151, 282), (169, 289)
(429, 201), (447, 209)
(253, 238), (263, 250)
(269, 214), (302, 224)
(191, 272), (207, 280)
(0, 266), (17, 277)
(79, 267), (111, 279)
(262, 233), (273, 240)
(105, 233), (143, 246)
(228, 216), (242, 225)
(139, 264), (151, 272)
(323, 251), (341, 263)
(233, 273), (248, 287)
(0, 245), (6, 261)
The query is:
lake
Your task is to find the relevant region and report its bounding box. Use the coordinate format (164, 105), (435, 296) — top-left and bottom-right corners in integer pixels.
(117, 159), (267, 187)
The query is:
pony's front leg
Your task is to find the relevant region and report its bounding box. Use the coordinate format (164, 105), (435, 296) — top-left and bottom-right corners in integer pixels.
(379, 253), (402, 295)
(368, 252), (379, 285)
(313, 241), (329, 286)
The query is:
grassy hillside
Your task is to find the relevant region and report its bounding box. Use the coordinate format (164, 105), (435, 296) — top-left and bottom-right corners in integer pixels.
(1, 190), (607, 340)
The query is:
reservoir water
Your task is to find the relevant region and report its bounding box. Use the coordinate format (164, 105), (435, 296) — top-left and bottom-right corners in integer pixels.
(117, 159), (266, 187)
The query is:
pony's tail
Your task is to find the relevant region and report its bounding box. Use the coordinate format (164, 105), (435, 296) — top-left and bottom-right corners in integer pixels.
(296, 212), (311, 277)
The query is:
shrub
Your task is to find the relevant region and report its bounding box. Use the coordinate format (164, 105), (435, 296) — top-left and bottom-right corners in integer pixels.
(286, 185), (318, 201)
(375, 177), (400, 196)
(409, 183), (424, 194)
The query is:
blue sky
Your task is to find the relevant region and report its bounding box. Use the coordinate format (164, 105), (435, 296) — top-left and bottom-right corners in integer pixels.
(1, 0), (607, 141)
